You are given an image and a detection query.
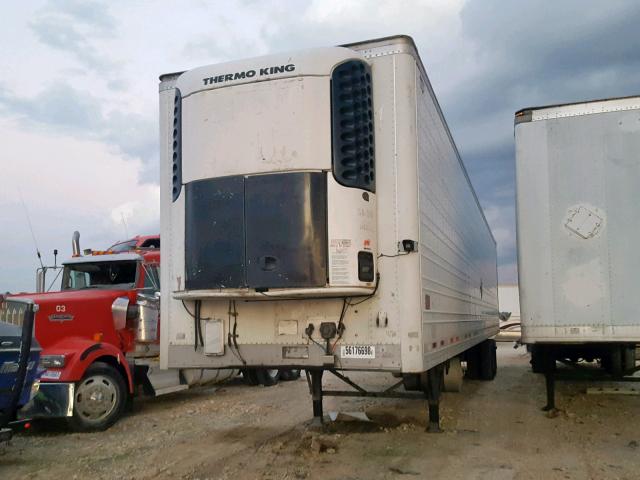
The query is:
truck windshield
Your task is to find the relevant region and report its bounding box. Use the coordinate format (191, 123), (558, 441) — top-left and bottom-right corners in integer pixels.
(61, 261), (137, 290)
(109, 240), (137, 252)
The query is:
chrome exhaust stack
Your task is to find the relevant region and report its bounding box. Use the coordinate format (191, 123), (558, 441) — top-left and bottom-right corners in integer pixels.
(71, 231), (81, 257)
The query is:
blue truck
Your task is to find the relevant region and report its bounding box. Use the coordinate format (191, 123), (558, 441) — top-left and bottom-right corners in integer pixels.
(0, 296), (42, 442)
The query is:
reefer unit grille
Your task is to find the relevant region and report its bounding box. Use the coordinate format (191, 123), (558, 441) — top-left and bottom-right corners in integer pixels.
(172, 89), (182, 202)
(331, 60), (375, 192)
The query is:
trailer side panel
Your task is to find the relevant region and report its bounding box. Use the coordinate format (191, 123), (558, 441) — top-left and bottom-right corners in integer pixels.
(516, 101), (640, 343)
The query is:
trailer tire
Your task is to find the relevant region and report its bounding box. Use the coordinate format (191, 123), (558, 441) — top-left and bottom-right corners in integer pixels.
(479, 339), (497, 381)
(279, 369), (301, 381)
(443, 357), (463, 392)
(623, 345), (636, 374)
(68, 362), (127, 432)
(530, 345), (545, 373)
(464, 346), (481, 380)
(255, 369), (281, 386)
(242, 369), (260, 386)
(607, 347), (623, 378)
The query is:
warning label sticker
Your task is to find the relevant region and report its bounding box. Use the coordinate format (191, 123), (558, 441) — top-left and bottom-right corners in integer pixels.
(330, 239), (351, 285)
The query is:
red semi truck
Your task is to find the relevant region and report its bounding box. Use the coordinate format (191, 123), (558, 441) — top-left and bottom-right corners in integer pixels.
(1, 233), (296, 431)
(0, 234), (239, 431)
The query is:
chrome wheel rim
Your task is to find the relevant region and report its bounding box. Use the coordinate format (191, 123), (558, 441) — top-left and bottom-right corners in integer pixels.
(75, 375), (118, 422)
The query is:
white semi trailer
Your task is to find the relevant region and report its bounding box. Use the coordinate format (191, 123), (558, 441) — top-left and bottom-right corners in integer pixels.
(160, 35), (499, 430)
(515, 96), (640, 409)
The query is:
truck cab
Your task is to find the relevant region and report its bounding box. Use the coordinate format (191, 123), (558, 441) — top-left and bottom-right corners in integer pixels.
(3, 240), (162, 431)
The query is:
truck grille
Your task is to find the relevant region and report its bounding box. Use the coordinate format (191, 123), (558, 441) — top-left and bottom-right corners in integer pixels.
(0, 300), (27, 327)
(331, 59), (375, 193)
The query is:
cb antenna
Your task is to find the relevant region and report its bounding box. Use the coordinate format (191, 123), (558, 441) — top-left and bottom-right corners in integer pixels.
(120, 212), (129, 238)
(18, 188), (45, 270)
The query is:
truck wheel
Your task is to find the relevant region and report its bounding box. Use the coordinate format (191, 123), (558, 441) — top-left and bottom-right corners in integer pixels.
(279, 369), (301, 381)
(479, 339), (497, 381)
(255, 369), (280, 386)
(68, 362), (127, 432)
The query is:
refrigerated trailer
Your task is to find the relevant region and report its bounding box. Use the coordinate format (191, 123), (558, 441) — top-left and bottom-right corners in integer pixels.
(515, 96), (640, 409)
(160, 35), (499, 430)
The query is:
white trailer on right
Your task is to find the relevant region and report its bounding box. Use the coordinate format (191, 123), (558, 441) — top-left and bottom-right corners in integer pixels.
(514, 96), (640, 410)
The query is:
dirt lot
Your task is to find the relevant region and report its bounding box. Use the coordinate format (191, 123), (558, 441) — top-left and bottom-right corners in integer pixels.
(2, 344), (640, 480)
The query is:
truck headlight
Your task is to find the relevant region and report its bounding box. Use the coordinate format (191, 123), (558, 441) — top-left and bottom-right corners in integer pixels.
(40, 354), (66, 368)
(30, 379), (41, 399)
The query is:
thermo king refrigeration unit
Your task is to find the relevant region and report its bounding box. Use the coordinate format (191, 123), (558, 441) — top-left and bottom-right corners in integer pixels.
(160, 35), (499, 430)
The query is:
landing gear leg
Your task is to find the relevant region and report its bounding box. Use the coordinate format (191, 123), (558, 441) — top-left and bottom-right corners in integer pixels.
(541, 346), (557, 413)
(310, 369), (324, 427)
(425, 365), (444, 433)
(543, 370), (556, 411)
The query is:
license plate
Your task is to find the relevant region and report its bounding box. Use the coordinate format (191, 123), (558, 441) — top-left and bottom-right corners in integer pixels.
(341, 345), (375, 359)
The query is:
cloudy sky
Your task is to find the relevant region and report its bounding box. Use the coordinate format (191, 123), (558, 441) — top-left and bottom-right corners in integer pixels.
(1, 0), (638, 293)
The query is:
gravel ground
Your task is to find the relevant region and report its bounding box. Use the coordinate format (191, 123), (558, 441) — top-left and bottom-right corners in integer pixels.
(2, 344), (640, 480)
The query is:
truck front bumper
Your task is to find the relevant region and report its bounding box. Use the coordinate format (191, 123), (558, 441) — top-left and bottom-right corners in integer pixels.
(18, 382), (74, 419)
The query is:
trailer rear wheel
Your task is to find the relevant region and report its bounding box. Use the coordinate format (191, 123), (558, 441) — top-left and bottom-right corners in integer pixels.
(464, 346), (481, 380)
(530, 345), (546, 373)
(443, 357), (463, 392)
(241, 369), (260, 386)
(479, 339), (497, 380)
(622, 345), (636, 373)
(68, 362), (127, 432)
(256, 369), (281, 386)
(279, 369), (301, 381)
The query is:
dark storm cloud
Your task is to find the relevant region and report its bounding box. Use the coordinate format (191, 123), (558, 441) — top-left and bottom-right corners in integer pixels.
(0, 82), (103, 132)
(0, 82), (158, 183)
(433, 0), (640, 282)
(29, 0), (117, 73)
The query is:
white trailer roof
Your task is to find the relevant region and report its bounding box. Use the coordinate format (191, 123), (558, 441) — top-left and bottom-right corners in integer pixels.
(516, 95), (640, 122)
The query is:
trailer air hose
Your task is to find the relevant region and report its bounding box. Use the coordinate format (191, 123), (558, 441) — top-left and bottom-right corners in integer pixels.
(180, 300), (209, 351)
(227, 300), (246, 365)
(195, 300), (204, 349)
(347, 272), (380, 306)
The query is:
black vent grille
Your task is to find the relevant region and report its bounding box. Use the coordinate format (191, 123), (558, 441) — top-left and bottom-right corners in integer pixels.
(331, 60), (375, 192)
(172, 89), (182, 202)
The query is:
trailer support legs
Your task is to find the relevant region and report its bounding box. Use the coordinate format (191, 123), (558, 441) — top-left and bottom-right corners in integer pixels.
(543, 371), (556, 411)
(310, 369), (324, 426)
(541, 346), (557, 412)
(425, 365), (444, 433)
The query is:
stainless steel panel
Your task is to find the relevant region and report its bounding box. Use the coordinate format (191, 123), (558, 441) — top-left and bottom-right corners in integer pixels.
(136, 293), (159, 343)
(111, 297), (129, 330)
(18, 382), (74, 418)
